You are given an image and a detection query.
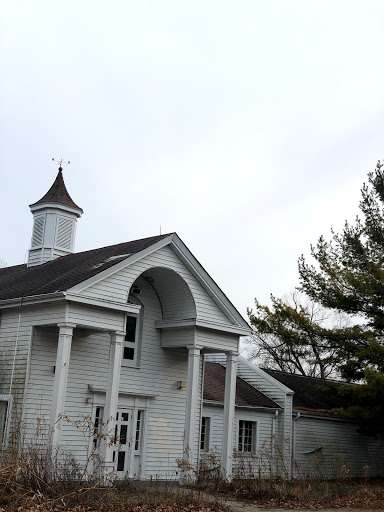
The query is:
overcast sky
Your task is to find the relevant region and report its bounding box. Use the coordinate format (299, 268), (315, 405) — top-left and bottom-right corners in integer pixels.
(1, 0), (384, 321)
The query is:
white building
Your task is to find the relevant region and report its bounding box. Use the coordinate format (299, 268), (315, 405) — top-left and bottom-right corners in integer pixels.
(202, 358), (384, 478)
(0, 167), (250, 480)
(1, 169), (382, 481)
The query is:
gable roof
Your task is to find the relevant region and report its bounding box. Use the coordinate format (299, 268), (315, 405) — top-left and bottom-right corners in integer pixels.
(0, 233), (250, 330)
(29, 169), (83, 213)
(204, 362), (280, 409)
(262, 368), (346, 411)
(0, 234), (170, 301)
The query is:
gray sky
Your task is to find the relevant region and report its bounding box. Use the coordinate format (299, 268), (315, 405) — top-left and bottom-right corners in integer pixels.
(1, 0), (384, 320)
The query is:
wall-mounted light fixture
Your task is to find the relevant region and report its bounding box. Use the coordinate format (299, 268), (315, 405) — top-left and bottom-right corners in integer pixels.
(177, 381), (187, 389)
(85, 397), (92, 404)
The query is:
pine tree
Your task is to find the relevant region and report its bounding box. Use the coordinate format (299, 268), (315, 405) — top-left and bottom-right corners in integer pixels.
(295, 161), (384, 434)
(249, 161), (384, 435)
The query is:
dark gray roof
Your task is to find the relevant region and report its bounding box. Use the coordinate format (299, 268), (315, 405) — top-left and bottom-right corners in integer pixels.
(29, 169), (83, 213)
(204, 362), (280, 409)
(262, 368), (346, 411)
(0, 234), (171, 301)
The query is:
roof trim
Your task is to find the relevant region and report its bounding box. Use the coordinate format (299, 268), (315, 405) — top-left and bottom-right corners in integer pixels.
(69, 233), (251, 331)
(30, 202), (83, 217)
(203, 399), (281, 411)
(238, 356), (295, 395)
(169, 234), (250, 330)
(155, 318), (250, 336)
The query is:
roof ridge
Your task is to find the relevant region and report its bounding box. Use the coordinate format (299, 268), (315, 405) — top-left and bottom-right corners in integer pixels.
(70, 233), (175, 257)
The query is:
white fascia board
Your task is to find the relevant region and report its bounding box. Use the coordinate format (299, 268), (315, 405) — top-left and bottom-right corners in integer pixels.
(203, 400), (281, 412)
(68, 234), (175, 293)
(0, 291), (140, 314)
(30, 203), (82, 217)
(238, 356), (294, 395)
(0, 292), (65, 309)
(293, 411), (350, 422)
(155, 318), (250, 336)
(169, 234), (251, 331)
(64, 292), (141, 314)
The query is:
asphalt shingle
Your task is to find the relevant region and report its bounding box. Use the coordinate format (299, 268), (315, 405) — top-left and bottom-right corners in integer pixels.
(203, 362), (280, 409)
(0, 234), (171, 301)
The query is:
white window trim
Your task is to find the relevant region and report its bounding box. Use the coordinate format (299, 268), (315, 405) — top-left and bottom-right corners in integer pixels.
(236, 416), (259, 455)
(0, 394), (13, 450)
(122, 296), (143, 368)
(200, 415), (212, 453)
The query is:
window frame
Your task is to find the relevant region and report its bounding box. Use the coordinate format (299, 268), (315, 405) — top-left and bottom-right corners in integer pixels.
(122, 295), (143, 368)
(200, 415), (212, 453)
(0, 394), (13, 450)
(237, 417), (258, 455)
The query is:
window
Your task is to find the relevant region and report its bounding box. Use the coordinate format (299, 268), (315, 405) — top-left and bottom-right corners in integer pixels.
(0, 395), (12, 450)
(238, 420), (256, 454)
(200, 416), (210, 452)
(92, 406), (103, 448)
(134, 410), (143, 451)
(123, 295), (143, 367)
(123, 315), (137, 361)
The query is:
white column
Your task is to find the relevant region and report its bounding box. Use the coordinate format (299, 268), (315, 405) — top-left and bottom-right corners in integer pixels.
(221, 351), (238, 480)
(101, 330), (125, 477)
(50, 323), (76, 447)
(183, 345), (202, 466)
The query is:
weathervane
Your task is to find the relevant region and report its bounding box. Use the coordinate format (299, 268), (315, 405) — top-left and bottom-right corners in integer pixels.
(52, 157), (70, 172)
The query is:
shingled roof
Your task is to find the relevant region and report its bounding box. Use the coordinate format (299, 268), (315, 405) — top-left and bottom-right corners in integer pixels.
(262, 368), (346, 411)
(0, 234), (171, 301)
(204, 362), (280, 409)
(29, 168), (83, 213)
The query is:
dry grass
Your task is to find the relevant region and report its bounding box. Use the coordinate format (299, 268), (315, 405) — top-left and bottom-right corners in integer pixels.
(211, 476), (384, 509)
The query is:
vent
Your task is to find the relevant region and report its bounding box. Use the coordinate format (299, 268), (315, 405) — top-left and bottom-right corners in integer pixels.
(31, 216), (45, 248)
(55, 217), (73, 250)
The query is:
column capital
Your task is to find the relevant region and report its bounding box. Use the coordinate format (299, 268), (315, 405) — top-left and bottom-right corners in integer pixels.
(57, 322), (76, 330)
(186, 345), (203, 354)
(109, 330), (126, 342)
(225, 351), (239, 360)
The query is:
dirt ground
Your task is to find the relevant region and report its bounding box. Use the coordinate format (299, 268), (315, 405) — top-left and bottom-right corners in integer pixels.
(224, 502), (380, 512)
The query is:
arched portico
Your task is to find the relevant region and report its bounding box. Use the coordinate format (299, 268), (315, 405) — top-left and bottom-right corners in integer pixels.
(129, 267), (197, 321)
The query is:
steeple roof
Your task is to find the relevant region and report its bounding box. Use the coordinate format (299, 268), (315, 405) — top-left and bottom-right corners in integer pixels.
(29, 168), (83, 213)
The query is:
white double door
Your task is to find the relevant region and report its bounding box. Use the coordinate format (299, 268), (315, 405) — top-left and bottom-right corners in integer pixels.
(113, 408), (135, 478)
(113, 409), (143, 479)
(95, 407), (145, 480)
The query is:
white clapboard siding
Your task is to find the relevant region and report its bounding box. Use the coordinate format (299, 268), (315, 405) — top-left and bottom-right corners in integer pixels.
(205, 355), (293, 475)
(22, 275), (204, 479)
(161, 328), (195, 347)
(67, 303), (125, 331)
(22, 326), (58, 442)
(0, 303), (67, 443)
(196, 329), (238, 352)
(81, 246), (234, 326)
(201, 404), (276, 477)
(294, 416), (384, 478)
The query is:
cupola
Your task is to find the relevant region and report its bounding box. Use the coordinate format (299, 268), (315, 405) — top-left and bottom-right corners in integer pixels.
(27, 167), (83, 267)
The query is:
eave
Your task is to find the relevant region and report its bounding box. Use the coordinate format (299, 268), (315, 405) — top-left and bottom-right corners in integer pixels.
(0, 291), (140, 314)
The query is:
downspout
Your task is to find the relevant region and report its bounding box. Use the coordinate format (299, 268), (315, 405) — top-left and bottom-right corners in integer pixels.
(271, 410), (279, 477)
(292, 412), (301, 478)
